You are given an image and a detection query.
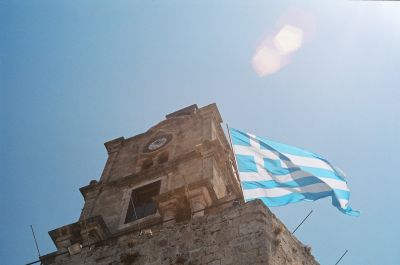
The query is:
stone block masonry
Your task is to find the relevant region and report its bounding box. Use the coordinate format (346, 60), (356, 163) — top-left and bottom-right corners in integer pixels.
(42, 200), (318, 265)
(38, 104), (319, 265)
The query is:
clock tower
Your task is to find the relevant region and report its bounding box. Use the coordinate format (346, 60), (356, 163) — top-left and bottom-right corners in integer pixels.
(39, 103), (319, 265)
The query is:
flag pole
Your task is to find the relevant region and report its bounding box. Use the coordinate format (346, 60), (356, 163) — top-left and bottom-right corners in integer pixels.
(226, 124), (246, 202)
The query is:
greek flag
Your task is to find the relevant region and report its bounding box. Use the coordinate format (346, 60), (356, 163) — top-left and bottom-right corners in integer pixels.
(230, 128), (359, 216)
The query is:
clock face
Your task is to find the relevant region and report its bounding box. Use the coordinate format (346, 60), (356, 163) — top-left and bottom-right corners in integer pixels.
(144, 135), (171, 152)
(148, 137), (167, 151)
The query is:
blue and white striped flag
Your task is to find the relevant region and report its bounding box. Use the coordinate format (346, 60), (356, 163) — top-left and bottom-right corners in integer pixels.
(230, 128), (359, 216)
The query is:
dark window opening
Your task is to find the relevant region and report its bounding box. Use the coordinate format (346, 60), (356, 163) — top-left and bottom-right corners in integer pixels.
(125, 181), (161, 223)
(158, 152), (169, 164)
(142, 158), (153, 170)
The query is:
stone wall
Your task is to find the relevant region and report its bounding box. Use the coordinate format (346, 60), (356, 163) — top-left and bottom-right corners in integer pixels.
(100, 104), (226, 184)
(78, 103), (240, 233)
(42, 200), (318, 265)
(41, 104), (318, 265)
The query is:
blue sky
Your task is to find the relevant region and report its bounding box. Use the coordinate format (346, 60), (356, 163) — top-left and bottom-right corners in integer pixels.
(1, 1), (400, 264)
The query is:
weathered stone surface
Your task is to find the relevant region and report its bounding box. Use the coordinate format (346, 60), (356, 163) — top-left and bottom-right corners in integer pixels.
(77, 103), (240, 233)
(41, 104), (319, 265)
(42, 200), (318, 265)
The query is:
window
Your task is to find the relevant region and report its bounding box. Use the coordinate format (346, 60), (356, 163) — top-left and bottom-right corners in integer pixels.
(125, 181), (161, 223)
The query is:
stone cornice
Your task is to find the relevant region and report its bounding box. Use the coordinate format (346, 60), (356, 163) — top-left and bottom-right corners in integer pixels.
(48, 215), (110, 250)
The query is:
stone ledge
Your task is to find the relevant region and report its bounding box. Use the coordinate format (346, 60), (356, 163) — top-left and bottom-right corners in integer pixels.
(49, 215), (110, 251)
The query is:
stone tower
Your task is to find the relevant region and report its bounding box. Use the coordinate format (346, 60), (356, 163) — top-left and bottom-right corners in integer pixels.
(40, 103), (319, 265)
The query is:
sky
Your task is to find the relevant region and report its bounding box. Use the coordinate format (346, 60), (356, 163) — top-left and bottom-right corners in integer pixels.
(1, 0), (400, 264)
